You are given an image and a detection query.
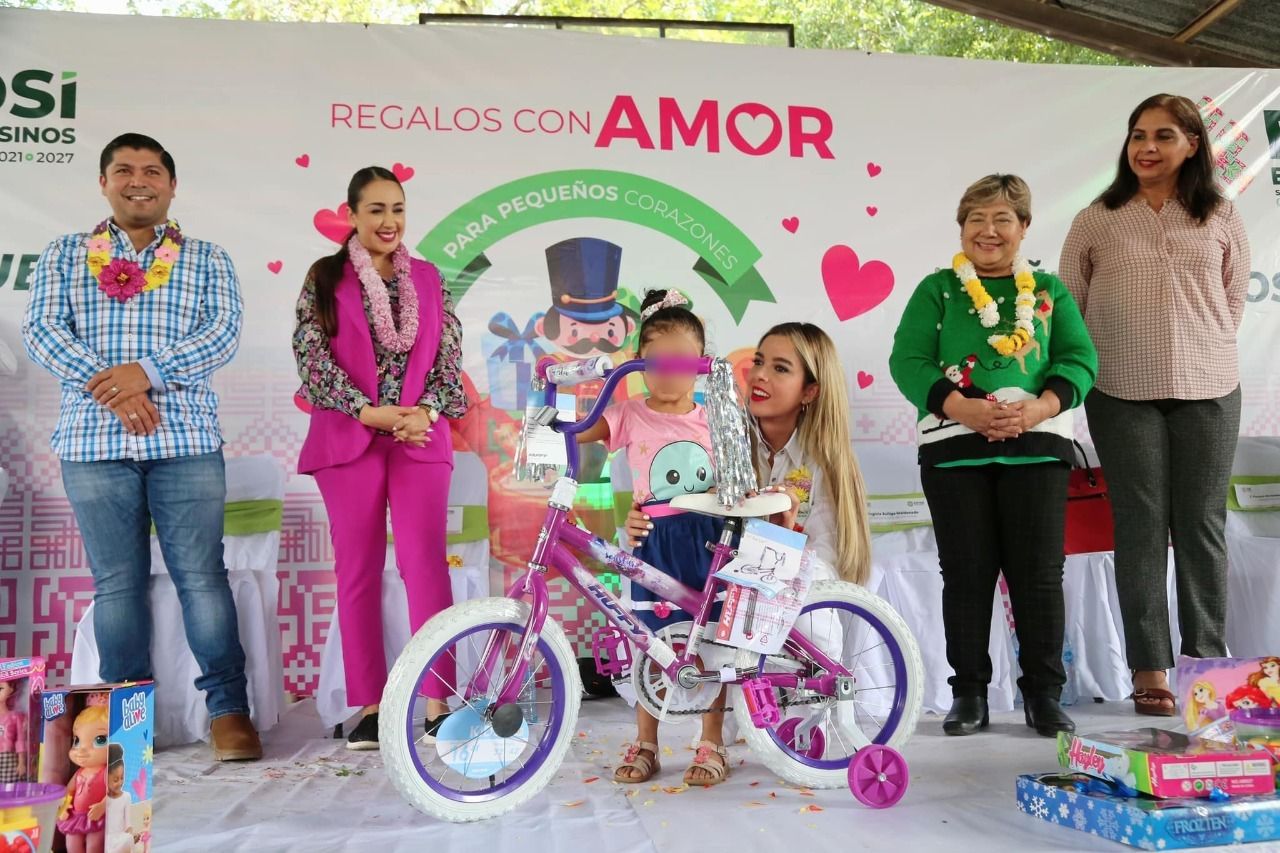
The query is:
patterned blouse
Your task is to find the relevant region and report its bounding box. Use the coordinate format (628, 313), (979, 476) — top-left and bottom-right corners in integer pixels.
(1059, 197), (1250, 401)
(293, 272), (468, 420)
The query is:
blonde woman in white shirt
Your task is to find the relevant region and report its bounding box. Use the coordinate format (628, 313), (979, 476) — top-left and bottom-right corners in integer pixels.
(626, 322), (872, 585)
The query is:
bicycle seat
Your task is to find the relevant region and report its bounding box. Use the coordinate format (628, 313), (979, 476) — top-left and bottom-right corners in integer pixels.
(669, 491), (792, 518)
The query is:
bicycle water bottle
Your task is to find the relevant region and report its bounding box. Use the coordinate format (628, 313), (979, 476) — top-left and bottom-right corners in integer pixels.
(1061, 637), (1078, 707)
(518, 676), (539, 725)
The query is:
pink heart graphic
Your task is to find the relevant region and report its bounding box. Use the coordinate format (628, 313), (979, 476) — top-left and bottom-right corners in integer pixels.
(295, 153), (310, 168)
(866, 206), (878, 217)
(857, 371), (875, 389)
(781, 216), (799, 233)
(866, 162), (882, 178)
(392, 162), (415, 183)
(267, 260), (283, 275)
(821, 245), (895, 322)
(313, 203), (351, 244)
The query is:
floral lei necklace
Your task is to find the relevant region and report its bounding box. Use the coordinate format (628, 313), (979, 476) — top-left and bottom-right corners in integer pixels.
(87, 219), (184, 303)
(952, 252), (1037, 356)
(348, 235), (418, 352)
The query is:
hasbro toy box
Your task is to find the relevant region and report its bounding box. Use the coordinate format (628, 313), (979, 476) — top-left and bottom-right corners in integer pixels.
(1018, 771), (1280, 849)
(39, 683), (154, 853)
(1059, 728), (1275, 799)
(0, 658), (45, 784)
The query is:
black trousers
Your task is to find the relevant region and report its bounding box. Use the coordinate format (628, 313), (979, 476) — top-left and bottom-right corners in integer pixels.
(921, 461), (1070, 700)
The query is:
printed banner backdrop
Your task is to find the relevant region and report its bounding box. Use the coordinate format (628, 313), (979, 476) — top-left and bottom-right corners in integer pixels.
(1, 8), (1278, 695)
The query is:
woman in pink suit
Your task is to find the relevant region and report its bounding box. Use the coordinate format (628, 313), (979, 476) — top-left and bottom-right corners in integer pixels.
(293, 166), (468, 749)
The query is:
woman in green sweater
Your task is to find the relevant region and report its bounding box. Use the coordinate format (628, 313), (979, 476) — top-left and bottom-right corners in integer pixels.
(889, 174), (1097, 738)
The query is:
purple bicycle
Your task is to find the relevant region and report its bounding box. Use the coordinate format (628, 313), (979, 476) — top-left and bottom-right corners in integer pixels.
(381, 356), (923, 822)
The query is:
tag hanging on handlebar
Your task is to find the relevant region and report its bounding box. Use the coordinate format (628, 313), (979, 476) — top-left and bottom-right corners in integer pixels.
(705, 359), (757, 508)
(515, 378), (557, 483)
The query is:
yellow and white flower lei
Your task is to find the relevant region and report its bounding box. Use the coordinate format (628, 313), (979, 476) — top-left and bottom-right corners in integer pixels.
(952, 252), (1037, 357)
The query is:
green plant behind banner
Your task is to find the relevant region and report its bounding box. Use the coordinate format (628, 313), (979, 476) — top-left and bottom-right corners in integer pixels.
(51, 0), (1131, 66)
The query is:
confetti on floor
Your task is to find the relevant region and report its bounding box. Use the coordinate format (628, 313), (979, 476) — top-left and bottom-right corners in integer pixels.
(748, 781), (760, 787)
(584, 776), (600, 784)
(799, 804), (824, 814)
(561, 800), (586, 808)
(661, 785), (688, 794)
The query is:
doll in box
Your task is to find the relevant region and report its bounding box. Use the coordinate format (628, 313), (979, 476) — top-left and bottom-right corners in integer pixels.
(56, 697), (110, 853)
(1246, 657), (1280, 706)
(0, 679), (28, 783)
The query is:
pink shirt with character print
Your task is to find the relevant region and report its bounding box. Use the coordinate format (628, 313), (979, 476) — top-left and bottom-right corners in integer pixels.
(603, 399), (715, 505)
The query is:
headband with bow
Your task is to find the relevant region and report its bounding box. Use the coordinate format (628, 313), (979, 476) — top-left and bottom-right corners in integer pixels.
(639, 290), (691, 321)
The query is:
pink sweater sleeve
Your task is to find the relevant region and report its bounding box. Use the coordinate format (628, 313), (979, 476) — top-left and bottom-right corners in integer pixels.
(0, 710), (25, 753)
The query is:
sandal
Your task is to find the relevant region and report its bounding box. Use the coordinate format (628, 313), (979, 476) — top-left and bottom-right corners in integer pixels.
(683, 740), (729, 788)
(1133, 687), (1177, 717)
(613, 741), (660, 784)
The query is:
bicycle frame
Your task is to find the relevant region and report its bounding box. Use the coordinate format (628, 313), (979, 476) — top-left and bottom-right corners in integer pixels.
(468, 357), (850, 709)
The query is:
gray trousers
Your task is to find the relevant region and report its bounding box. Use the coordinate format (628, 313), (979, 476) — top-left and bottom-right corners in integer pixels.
(1085, 387), (1241, 671)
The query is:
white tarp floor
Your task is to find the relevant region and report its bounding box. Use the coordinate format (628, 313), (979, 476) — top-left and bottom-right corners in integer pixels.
(154, 696), (1280, 852)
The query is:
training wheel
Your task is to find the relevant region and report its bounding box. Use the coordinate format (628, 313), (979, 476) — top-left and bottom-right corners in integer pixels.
(776, 717), (826, 760)
(848, 745), (909, 808)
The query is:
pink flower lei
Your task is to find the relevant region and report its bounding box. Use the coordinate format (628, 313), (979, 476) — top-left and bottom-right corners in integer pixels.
(347, 235), (418, 353)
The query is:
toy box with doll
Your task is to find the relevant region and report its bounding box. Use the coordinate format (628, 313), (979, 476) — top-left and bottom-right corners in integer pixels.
(0, 658), (45, 784)
(1017, 771), (1280, 849)
(1058, 728), (1275, 798)
(39, 683), (153, 853)
(1177, 655), (1280, 734)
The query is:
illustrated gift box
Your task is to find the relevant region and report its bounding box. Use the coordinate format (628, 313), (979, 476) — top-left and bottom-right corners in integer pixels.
(483, 312), (546, 412)
(40, 683), (155, 853)
(1017, 771), (1280, 849)
(1058, 729), (1275, 799)
(0, 657), (45, 784)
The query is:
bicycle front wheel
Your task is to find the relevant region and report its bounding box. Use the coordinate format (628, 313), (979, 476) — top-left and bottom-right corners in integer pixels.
(382, 597), (581, 823)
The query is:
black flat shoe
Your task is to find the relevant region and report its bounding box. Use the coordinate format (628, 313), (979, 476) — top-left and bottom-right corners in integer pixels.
(1025, 695), (1075, 737)
(345, 712), (379, 751)
(943, 696), (989, 736)
(424, 711), (452, 744)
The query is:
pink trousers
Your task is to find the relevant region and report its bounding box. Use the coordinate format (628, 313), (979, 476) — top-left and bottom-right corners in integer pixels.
(315, 434), (454, 705)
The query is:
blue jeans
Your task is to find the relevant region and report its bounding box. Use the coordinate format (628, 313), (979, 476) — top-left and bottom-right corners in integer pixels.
(61, 450), (249, 719)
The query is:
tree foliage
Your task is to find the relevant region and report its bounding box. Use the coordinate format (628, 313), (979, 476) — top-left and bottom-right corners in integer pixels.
(14, 0), (1132, 65)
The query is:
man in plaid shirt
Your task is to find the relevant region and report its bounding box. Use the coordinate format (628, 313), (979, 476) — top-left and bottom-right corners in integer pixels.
(22, 133), (261, 761)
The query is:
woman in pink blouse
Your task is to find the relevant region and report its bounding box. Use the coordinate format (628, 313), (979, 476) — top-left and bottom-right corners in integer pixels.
(1060, 94), (1251, 718)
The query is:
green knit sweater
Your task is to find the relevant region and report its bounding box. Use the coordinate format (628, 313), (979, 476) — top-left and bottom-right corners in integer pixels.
(889, 269), (1097, 467)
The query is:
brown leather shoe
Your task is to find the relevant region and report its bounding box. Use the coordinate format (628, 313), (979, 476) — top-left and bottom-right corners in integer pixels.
(210, 713), (263, 761)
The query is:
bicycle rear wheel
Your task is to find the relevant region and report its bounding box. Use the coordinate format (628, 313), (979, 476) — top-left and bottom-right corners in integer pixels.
(734, 580), (923, 788)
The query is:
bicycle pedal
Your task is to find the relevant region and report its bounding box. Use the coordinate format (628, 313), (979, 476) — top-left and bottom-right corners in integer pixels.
(591, 627), (633, 678)
(740, 677), (781, 729)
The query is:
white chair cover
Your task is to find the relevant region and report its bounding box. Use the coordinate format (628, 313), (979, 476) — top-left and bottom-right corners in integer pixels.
(70, 454), (286, 747)
(315, 452), (491, 729)
(1224, 435), (1280, 657)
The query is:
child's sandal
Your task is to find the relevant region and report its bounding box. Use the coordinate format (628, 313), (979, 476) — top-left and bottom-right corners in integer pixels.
(613, 741), (661, 784)
(683, 740), (729, 787)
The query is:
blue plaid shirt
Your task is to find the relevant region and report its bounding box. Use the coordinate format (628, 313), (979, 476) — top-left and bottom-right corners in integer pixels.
(22, 220), (243, 462)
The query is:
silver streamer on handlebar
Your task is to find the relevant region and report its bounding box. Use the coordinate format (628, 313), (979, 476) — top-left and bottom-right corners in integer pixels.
(705, 358), (757, 508)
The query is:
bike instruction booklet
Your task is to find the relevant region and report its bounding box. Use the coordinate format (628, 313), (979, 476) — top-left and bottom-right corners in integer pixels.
(715, 520), (814, 655)
(714, 518), (808, 598)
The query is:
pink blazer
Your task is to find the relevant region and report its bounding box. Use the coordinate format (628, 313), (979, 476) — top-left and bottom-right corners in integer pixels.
(298, 258), (454, 474)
